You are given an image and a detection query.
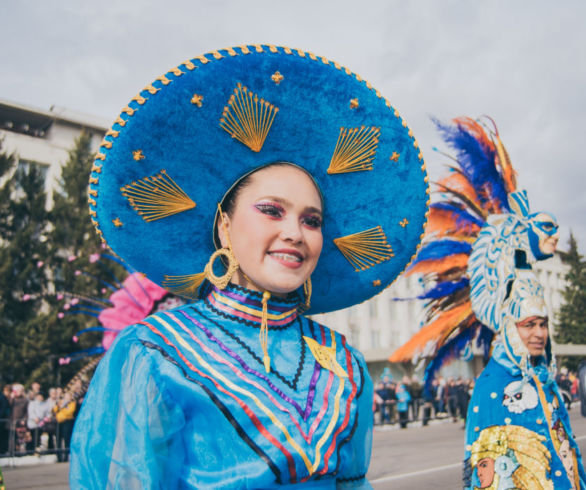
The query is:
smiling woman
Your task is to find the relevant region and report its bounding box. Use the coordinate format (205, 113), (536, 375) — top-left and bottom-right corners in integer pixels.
(69, 45), (429, 489)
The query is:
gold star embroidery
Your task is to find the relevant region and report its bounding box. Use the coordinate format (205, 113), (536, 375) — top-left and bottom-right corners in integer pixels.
(132, 150), (145, 161)
(400, 218), (409, 228)
(349, 98), (359, 109)
(372, 279), (381, 287)
(112, 218), (123, 227)
(191, 94), (203, 107)
(271, 71), (284, 84)
(303, 336), (348, 378)
(390, 152), (400, 162)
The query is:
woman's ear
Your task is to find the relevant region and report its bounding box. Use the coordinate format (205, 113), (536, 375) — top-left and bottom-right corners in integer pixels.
(217, 212), (232, 249)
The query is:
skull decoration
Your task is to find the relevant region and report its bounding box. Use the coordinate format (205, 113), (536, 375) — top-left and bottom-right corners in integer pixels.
(502, 381), (538, 414)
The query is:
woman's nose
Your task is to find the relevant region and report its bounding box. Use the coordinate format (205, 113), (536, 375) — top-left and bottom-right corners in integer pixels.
(279, 218), (303, 242)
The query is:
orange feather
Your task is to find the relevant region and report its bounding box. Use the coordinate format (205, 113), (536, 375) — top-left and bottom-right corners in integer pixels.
(425, 208), (480, 238)
(406, 253), (468, 276)
(389, 302), (472, 363)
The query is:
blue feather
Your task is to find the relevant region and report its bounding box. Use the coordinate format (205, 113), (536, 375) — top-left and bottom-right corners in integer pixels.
(413, 240), (472, 263)
(432, 118), (509, 210)
(423, 323), (494, 397)
(418, 278), (469, 300)
(59, 346), (105, 364)
(431, 202), (484, 228)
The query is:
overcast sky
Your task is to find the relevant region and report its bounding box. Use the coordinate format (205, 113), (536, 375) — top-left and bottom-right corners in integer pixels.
(2, 0), (585, 252)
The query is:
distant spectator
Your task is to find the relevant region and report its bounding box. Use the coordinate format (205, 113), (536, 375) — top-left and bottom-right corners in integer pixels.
(408, 376), (423, 421)
(436, 377), (446, 416)
(375, 382), (394, 425)
(571, 372), (579, 402)
(0, 385), (10, 454)
(456, 379), (471, 423)
(27, 392), (45, 450)
(53, 392), (76, 462)
(27, 382), (41, 401)
(9, 384), (29, 453)
(396, 382), (411, 429)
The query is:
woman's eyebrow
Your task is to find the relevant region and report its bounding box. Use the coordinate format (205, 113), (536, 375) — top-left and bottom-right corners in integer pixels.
(303, 206), (323, 216)
(259, 196), (322, 215)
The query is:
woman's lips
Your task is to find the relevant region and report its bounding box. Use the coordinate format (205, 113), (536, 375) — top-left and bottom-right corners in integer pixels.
(267, 250), (304, 269)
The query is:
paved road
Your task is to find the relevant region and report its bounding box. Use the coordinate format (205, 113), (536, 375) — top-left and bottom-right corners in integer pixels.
(3, 407), (586, 489)
(368, 406), (586, 489)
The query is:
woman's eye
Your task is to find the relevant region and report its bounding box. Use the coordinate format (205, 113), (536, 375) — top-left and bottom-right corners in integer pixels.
(302, 215), (322, 229)
(255, 203), (283, 218)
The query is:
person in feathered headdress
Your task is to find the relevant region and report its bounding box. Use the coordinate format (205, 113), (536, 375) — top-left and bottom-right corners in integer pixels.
(389, 117), (560, 396)
(68, 45), (429, 488)
(464, 239), (585, 487)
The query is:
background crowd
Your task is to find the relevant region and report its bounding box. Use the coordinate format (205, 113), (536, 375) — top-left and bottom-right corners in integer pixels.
(373, 367), (581, 430)
(0, 376), (88, 461)
(0, 367), (580, 462)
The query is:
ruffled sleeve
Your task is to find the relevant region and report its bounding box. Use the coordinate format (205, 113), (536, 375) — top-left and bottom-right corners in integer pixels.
(336, 349), (373, 489)
(69, 328), (186, 489)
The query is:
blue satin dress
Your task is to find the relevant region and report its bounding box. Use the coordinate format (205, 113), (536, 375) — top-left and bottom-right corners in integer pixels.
(464, 344), (586, 489)
(70, 284), (373, 489)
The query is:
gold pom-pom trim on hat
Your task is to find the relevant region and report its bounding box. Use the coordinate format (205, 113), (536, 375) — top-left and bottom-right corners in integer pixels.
(327, 126), (380, 174)
(121, 169), (196, 222)
(220, 83), (279, 153)
(162, 273), (206, 300)
(333, 225), (394, 271)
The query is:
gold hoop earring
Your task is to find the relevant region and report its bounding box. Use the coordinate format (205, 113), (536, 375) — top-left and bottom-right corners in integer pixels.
(204, 248), (239, 289)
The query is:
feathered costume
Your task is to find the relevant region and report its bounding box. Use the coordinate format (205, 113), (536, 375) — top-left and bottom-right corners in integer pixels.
(58, 253), (182, 366)
(463, 231), (585, 489)
(57, 253), (184, 399)
(389, 116), (557, 391)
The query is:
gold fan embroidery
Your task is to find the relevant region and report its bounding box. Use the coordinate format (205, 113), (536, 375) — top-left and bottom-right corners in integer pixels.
(333, 226), (394, 271)
(327, 126), (380, 174)
(121, 170), (195, 222)
(220, 83), (279, 152)
(162, 273), (206, 299)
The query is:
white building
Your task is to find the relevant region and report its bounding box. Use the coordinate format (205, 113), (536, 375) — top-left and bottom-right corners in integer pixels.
(0, 98), (107, 203)
(314, 252), (573, 381)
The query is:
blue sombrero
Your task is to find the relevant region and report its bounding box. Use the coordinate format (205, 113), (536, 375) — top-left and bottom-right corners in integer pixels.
(89, 44), (429, 314)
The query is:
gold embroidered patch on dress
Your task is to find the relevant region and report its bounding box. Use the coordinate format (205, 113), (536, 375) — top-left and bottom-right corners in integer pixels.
(327, 126), (380, 174)
(390, 152), (400, 162)
(121, 170), (196, 222)
(303, 336), (348, 378)
(220, 83), (279, 153)
(112, 218), (123, 227)
(162, 273), (206, 299)
(372, 279), (381, 287)
(333, 226), (394, 271)
(400, 218), (409, 228)
(349, 98), (359, 109)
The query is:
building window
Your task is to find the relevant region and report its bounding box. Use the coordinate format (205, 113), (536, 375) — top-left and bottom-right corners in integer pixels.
(369, 299), (377, 318)
(15, 159), (49, 192)
(349, 322), (360, 349)
(370, 329), (380, 349)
